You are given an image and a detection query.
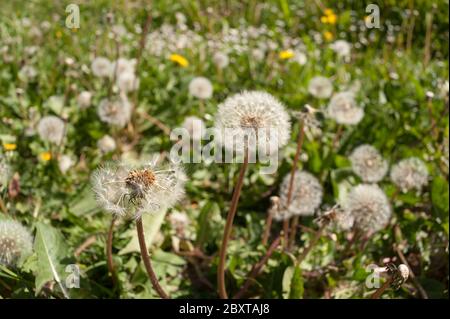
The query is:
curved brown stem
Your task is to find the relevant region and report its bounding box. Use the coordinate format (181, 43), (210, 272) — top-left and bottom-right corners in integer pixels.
(261, 212), (273, 246)
(233, 235), (281, 299)
(0, 197), (7, 214)
(217, 152), (249, 299)
(136, 217), (169, 299)
(371, 278), (393, 299)
(106, 217), (118, 287)
(282, 219), (290, 249)
(296, 223), (326, 264)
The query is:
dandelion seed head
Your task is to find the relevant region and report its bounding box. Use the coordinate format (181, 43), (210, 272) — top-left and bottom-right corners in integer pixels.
(18, 65), (37, 81)
(97, 96), (132, 128)
(390, 157), (429, 193)
(182, 116), (206, 140)
(214, 91), (291, 155)
(349, 144), (388, 183)
(37, 115), (65, 144)
(327, 91), (364, 125)
(279, 170), (323, 216)
(91, 159), (186, 219)
(58, 155), (74, 173)
(212, 52), (229, 69)
(344, 184), (391, 234)
(188, 77), (213, 100)
(91, 57), (113, 78)
(330, 40), (351, 59)
(112, 58), (136, 77)
(77, 91), (92, 109)
(308, 76), (333, 99)
(97, 135), (117, 153)
(0, 220), (33, 267)
(116, 71), (139, 93)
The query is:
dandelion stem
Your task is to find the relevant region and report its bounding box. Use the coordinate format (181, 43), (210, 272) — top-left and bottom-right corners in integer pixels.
(0, 196), (7, 214)
(217, 151), (249, 299)
(106, 217), (118, 288)
(370, 277), (393, 299)
(394, 224), (428, 299)
(233, 235), (281, 299)
(287, 120), (305, 249)
(136, 217), (169, 299)
(282, 219), (290, 249)
(261, 211), (273, 246)
(296, 222), (327, 265)
(332, 124), (343, 149)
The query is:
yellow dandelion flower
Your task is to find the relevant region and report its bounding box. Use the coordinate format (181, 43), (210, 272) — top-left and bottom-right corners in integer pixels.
(324, 8), (334, 16)
(3, 143), (17, 151)
(40, 152), (52, 161)
(169, 54), (189, 67)
(327, 14), (337, 24)
(324, 31), (334, 41)
(321, 16), (329, 24)
(279, 50), (295, 60)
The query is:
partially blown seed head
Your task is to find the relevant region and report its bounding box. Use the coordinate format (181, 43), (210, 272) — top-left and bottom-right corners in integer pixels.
(344, 184), (391, 234)
(91, 158), (186, 219)
(327, 92), (364, 125)
(308, 76), (333, 99)
(349, 144), (388, 183)
(0, 220), (33, 267)
(279, 170), (323, 217)
(97, 96), (132, 128)
(390, 157), (429, 193)
(37, 115), (65, 144)
(214, 91), (291, 155)
(91, 57), (113, 78)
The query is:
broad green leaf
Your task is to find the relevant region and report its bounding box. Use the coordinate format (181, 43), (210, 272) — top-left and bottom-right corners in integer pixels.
(431, 175), (449, 216)
(282, 265), (304, 299)
(34, 222), (70, 298)
(119, 209), (167, 255)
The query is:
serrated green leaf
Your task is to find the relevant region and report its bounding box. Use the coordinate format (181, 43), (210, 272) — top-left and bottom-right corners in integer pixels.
(34, 222), (70, 298)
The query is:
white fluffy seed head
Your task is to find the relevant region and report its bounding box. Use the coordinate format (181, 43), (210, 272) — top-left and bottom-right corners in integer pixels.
(279, 170), (323, 216)
(91, 57), (113, 78)
(327, 91), (364, 125)
(1, 155), (11, 191)
(188, 77), (213, 100)
(77, 91), (92, 109)
(212, 52), (229, 69)
(330, 40), (351, 59)
(97, 135), (117, 153)
(308, 76), (333, 99)
(97, 96), (132, 128)
(112, 58), (136, 76)
(390, 157), (429, 193)
(349, 144), (388, 183)
(116, 71), (139, 93)
(58, 155), (74, 173)
(0, 220), (33, 267)
(214, 91), (291, 155)
(37, 115), (65, 144)
(91, 159), (186, 219)
(344, 184), (392, 234)
(182, 116), (206, 141)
